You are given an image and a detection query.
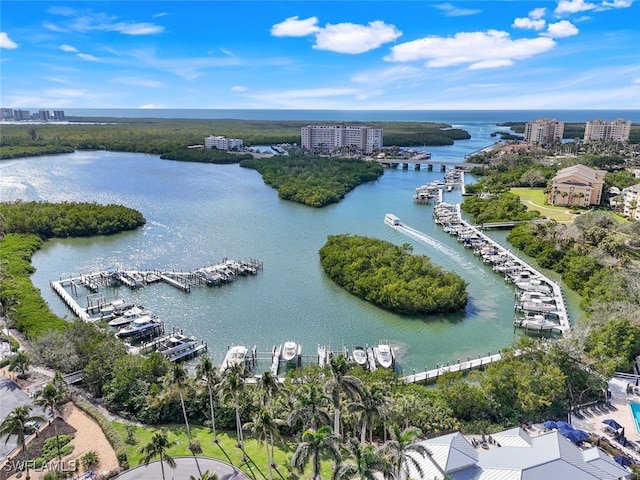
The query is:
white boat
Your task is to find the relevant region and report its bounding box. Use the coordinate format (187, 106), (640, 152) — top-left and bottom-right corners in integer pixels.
(384, 213), (401, 226)
(281, 341), (301, 364)
(221, 345), (248, 371)
(101, 299), (134, 319)
(352, 346), (368, 367)
(116, 315), (161, 339)
(514, 314), (558, 332)
(155, 334), (204, 362)
(108, 305), (148, 327)
(516, 298), (557, 313)
(373, 343), (395, 369)
(515, 278), (552, 294)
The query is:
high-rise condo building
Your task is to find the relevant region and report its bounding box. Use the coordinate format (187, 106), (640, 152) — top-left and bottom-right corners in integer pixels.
(523, 118), (565, 145)
(301, 124), (383, 154)
(583, 118), (631, 143)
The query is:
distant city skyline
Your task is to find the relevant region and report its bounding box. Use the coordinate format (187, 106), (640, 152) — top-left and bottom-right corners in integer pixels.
(1, 1), (638, 110)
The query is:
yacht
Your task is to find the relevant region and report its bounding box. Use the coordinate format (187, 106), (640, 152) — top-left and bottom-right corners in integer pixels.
(116, 315), (161, 339)
(108, 305), (148, 328)
(100, 299), (134, 319)
(373, 342), (395, 369)
(156, 334), (205, 362)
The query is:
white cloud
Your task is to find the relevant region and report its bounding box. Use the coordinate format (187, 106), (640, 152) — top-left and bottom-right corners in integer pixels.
(555, 0), (598, 15)
(513, 7), (547, 31)
(352, 65), (423, 85)
(272, 17), (401, 54)
(543, 20), (579, 38)
(314, 21), (402, 54)
(138, 103), (167, 108)
(44, 10), (164, 36)
(77, 53), (100, 61)
(385, 30), (556, 70)
(112, 77), (164, 88)
(0, 32), (18, 49)
(601, 0), (633, 8)
(110, 22), (164, 35)
(433, 3), (482, 17)
(633, 77), (640, 84)
(529, 7), (547, 19)
(512, 17), (546, 30)
(469, 59), (515, 70)
(60, 44), (78, 52)
(270, 16), (320, 37)
(231, 86), (248, 92)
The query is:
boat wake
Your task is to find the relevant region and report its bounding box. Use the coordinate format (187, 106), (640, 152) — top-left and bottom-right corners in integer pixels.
(394, 224), (484, 274)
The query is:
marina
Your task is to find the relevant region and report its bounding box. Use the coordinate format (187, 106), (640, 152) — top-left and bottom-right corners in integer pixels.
(12, 124), (581, 375)
(137, 330), (208, 362)
(429, 202), (571, 333)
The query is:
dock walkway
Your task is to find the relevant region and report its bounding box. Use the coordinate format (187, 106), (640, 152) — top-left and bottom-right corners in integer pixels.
(402, 352), (505, 383)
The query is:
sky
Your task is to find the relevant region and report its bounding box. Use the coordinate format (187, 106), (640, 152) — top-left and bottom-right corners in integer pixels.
(0, 0), (639, 110)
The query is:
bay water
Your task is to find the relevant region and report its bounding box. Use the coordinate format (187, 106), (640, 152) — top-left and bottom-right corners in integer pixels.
(0, 119), (579, 374)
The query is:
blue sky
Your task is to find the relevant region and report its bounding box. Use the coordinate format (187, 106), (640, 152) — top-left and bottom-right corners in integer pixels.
(1, 1), (638, 110)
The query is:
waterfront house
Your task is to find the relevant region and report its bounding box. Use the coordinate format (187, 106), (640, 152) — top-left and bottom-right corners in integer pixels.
(548, 164), (606, 207)
(404, 428), (630, 479)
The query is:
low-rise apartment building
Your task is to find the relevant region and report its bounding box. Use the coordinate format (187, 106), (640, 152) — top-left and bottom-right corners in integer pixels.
(204, 135), (244, 151)
(548, 164), (606, 207)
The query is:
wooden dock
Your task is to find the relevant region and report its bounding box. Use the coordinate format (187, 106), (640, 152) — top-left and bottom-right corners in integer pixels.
(402, 351), (507, 384)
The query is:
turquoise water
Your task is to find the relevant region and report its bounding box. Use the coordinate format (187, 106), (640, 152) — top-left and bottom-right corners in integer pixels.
(630, 403), (640, 434)
(0, 121), (581, 374)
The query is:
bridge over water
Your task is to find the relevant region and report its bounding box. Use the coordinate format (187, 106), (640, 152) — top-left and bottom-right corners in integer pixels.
(375, 155), (483, 171)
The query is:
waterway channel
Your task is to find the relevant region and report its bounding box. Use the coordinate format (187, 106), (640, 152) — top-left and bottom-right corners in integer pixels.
(0, 122), (581, 374)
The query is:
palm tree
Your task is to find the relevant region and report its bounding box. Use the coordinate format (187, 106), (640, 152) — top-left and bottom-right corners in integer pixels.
(380, 424), (430, 480)
(288, 383), (331, 432)
(220, 362), (247, 448)
(34, 382), (65, 464)
(244, 407), (287, 480)
(0, 404), (45, 479)
(196, 356), (220, 440)
(351, 384), (389, 444)
(334, 437), (392, 480)
(291, 425), (341, 480)
(9, 351), (31, 379)
(258, 369), (281, 406)
(139, 430), (177, 480)
(165, 362), (202, 477)
(324, 355), (363, 439)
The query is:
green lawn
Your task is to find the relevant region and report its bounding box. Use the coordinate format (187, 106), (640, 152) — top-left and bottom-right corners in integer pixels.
(510, 187), (577, 222)
(113, 423), (335, 479)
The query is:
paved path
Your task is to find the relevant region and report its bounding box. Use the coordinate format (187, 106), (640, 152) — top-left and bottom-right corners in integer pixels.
(114, 456), (253, 480)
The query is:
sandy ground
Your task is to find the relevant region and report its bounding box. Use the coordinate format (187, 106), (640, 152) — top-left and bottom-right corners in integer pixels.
(1, 329), (121, 479)
(4, 401), (120, 480)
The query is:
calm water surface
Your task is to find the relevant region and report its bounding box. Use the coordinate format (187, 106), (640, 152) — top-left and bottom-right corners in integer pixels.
(0, 122), (577, 373)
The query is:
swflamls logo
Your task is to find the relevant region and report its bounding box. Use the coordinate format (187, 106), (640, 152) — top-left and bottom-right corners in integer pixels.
(2, 459), (77, 472)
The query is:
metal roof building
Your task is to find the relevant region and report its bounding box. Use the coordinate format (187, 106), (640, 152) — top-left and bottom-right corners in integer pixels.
(404, 428), (630, 480)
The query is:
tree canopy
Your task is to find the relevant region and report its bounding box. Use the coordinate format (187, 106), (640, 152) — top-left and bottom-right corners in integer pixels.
(240, 156), (383, 208)
(319, 234), (468, 314)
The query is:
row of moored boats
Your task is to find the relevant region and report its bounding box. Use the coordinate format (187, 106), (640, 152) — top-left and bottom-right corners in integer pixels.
(433, 202), (564, 333)
(221, 341), (396, 375)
